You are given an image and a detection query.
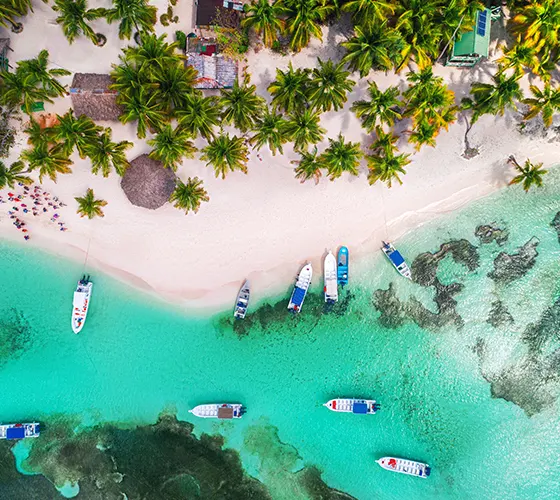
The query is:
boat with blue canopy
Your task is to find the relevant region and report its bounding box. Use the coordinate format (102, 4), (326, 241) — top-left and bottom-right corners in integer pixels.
(288, 263), (313, 313)
(0, 422), (40, 440)
(323, 398), (380, 415)
(337, 246), (348, 286)
(381, 241), (412, 279)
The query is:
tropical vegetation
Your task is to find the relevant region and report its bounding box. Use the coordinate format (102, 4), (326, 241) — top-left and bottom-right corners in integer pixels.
(220, 81), (266, 133)
(0, 0), (32, 32)
(250, 109), (289, 156)
(52, 0), (106, 45)
(86, 129), (133, 177)
(20, 142), (72, 182)
(321, 134), (362, 180)
(75, 188), (107, 219)
(292, 147), (324, 184)
(268, 63), (311, 114)
(508, 156), (548, 192)
(351, 82), (402, 130)
(170, 177), (210, 214)
(283, 108), (325, 152)
(104, 0), (157, 40)
(0, 160), (32, 189)
(201, 134), (249, 179)
(148, 124), (196, 171)
(308, 59), (355, 113)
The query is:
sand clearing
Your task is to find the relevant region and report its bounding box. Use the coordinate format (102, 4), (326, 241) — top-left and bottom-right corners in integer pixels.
(1, 1), (559, 312)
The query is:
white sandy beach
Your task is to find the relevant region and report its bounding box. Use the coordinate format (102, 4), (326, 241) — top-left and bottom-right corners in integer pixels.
(1, 1), (560, 312)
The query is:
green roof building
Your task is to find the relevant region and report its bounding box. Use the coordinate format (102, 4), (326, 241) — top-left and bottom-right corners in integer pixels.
(447, 9), (492, 67)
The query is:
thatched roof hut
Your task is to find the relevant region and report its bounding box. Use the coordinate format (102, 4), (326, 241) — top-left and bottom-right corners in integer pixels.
(70, 73), (123, 121)
(121, 155), (176, 210)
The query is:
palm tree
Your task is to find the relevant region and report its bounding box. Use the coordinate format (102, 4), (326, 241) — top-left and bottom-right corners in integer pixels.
(308, 59), (355, 113)
(148, 124), (197, 171)
(17, 50), (70, 98)
(124, 33), (182, 76)
(509, 0), (560, 62)
(110, 58), (153, 99)
(75, 188), (107, 219)
(104, 0), (157, 40)
(367, 150), (411, 187)
(21, 143), (72, 182)
(341, 22), (404, 76)
(250, 109), (289, 156)
(408, 120), (438, 151)
(201, 134), (249, 179)
(0, 69), (53, 114)
(51, 109), (102, 157)
(508, 155), (548, 192)
(523, 83), (560, 127)
(278, 0), (332, 52)
(118, 86), (167, 138)
(242, 0), (286, 47)
(170, 177), (209, 214)
(220, 82), (266, 133)
(342, 0), (394, 29)
(85, 129), (132, 177)
(0, 0), (32, 32)
(153, 64), (198, 113)
(320, 134), (362, 181)
(52, 0), (106, 45)
(292, 147), (324, 184)
(0, 160), (32, 189)
(370, 127), (398, 156)
(23, 118), (51, 148)
(351, 82), (402, 131)
(283, 108), (325, 151)
(464, 70), (523, 123)
(497, 42), (538, 77)
(268, 63), (311, 114)
(176, 94), (221, 140)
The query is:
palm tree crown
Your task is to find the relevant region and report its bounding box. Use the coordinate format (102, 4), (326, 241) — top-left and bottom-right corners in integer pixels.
(278, 0), (332, 52)
(292, 147), (324, 184)
(52, 0), (105, 45)
(51, 109), (102, 158)
(148, 124), (197, 171)
(250, 109), (289, 156)
(351, 82), (402, 131)
(220, 81), (266, 133)
(320, 134), (362, 180)
(176, 94), (221, 140)
(283, 108), (326, 151)
(523, 83), (560, 127)
(170, 177), (210, 214)
(508, 155), (548, 192)
(75, 188), (107, 219)
(308, 59), (355, 113)
(21, 143), (72, 182)
(105, 0), (157, 40)
(85, 129), (133, 177)
(0, 160), (32, 189)
(201, 134), (249, 179)
(242, 0), (286, 48)
(367, 150), (411, 187)
(268, 63), (311, 114)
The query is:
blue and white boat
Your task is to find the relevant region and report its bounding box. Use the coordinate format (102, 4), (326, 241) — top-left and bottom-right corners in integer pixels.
(381, 241), (412, 279)
(323, 398), (379, 415)
(337, 246), (349, 286)
(233, 280), (250, 319)
(288, 263), (313, 313)
(0, 422), (40, 440)
(376, 457), (431, 479)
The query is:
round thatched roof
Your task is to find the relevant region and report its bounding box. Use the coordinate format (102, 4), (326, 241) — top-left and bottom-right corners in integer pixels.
(121, 155), (176, 210)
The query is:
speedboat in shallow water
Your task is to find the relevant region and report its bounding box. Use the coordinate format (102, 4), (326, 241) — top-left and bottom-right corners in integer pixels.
(324, 252), (338, 304)
(376, 457), (431, 478)
(234, 280), (250, 319)
(288, 263), (313, 313)
(381, 241), (412, 279)
(189, 403), (245, 419)
(323, 398), (379, 415)
(0, 422), (40, 439)
(337, 246), (349, 287)
(72, 275), (92, 334)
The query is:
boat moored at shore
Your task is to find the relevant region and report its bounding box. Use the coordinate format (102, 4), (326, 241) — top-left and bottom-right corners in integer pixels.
(337, 246), (349, 287)
(0, 422), (40, 440)
(324, 398), (380, 415)
(189, 403), (245, 419)
(324, 252), (338, 303)
(381, 242), (412, 279)
(288, 263), (313, 313)
(72, 275), (92, 334)
(234, 280), (250, 319)
(376, 457), (431, 478)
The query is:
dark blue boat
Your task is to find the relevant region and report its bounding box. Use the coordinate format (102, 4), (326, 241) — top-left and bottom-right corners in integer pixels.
(337, 246), (349, 286)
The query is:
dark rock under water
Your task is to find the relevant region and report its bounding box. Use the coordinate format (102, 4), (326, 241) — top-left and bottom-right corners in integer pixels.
(488, 237), (540, 285)
(486, 300), (514, 328)
(551, 211), (560, 243)
(0, 308), (32, 365)
(475, 224), (509, 246)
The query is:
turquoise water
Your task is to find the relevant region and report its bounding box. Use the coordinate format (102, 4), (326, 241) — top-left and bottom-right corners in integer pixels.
(1, 171), (560, 499)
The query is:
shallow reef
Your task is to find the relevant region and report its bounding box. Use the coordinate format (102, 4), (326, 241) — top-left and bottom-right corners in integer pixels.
(486, 300), (514, 328)
(551, 212), (560, 242)
(475, 224), (509, 246)
(373, 240), (479, 330)
(488, 237), (539, 284)
(0, 308), (32, 365)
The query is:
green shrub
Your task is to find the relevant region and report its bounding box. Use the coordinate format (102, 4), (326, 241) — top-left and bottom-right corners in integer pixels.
(175, 30), (187, 51)
(160, 13), (169, 26)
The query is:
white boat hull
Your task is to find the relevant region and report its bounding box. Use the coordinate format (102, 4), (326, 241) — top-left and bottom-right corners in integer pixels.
(234, 280), (250, 319)
(189, 403), (244, 419)
(324, 252), (338, 303)
(324, 398), (379, 415)
(376, 457), (431, 478)
(72, 279), (92, 334)
(288, 264), (313, 313)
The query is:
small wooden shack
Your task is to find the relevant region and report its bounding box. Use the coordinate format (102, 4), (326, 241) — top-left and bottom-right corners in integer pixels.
(69, 73), (122, 121)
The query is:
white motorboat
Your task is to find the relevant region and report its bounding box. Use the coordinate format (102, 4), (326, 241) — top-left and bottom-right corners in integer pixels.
(288, 263), (313, 313)
(188, 403), (245, 419)
(324, 252), (338, 303)
(234, 280), (250, 319)
(376, 457), (431, 478)
(381, 241), (412, 279)
(72, 275), (92, 334)
(323, 398), (379, 414)
(0, 422), (40, 439)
